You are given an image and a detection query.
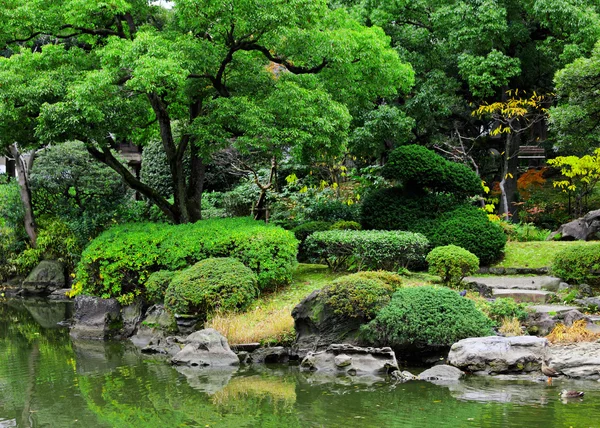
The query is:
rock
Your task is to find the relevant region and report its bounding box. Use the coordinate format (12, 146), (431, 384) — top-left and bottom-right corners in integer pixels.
(237, 351), (250, 364)
(578, 284), (593, 297)
(525, 312), (557, 336)
(121, 300), (143, 337)
(447, 336), (548, 374)
(539, 277), (561, 292)
(559, 309), (588, 327)
(391, 370), (417, 382)
(292, 290), (366, 357)
(171, 328), (239, 368)
(300, 344), (398, 376)
(249, 346), (290, 364)
(174, 314), (201, 335)
(130, 304), (177, 349)
(21, 260), (65, 295)
(48, 288), (72, 300)
(558, 282), (570, 291)
(548, 209), (600, 241)
(231, 343), (261, 353)
(418, 365), (464, 383)
(548, 343), (600, 379)
(465, 281), (493, 298)
(142, 335), (184, 356)
(575, 297), (600, 311)
(70, 295), (122, 340)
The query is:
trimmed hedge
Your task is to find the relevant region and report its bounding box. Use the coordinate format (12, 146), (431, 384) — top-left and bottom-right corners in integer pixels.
(75, 217), (298, 303)
(322, 271), (402, 319)
(362, 286), (493, 348)
(144, 270), (176, 303)
(164, 258), (258, 317)
(304, 229), (429, 271)
(552, 243), (600, 285)
(427, 245), (479, 287)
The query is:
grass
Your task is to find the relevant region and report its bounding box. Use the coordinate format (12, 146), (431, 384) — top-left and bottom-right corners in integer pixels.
(546, 319), (600, 344)
(498, 317), (523, 336)
(492, 241), (599, 269)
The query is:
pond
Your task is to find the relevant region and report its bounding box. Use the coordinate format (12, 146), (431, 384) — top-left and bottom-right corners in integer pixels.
(2, 298), (600, 428)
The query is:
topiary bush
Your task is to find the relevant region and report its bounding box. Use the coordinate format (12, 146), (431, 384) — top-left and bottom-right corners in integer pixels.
(426, 245), (479, 287)
(431, 207), (506, 266)
(362, 286), (493, 348)
(75, 217), (298, 303)
(552, 243), (600, 285)
(144, 270), (176, 303)
(331, 220), (362, 230)
(321, 271), (401, 319)
(164, 258), (258, 317)
(305, 229), (429, 271)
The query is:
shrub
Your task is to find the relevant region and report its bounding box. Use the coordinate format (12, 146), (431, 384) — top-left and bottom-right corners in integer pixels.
(164, 258), (258, 317)
(431, 206), (506, 265)
(291, 221), (332, 243)
(75, 217), (298, 303)
(144, 270), (176, 303)
(322, 272), (401, 319)
(362, 286), (493, 348)
(331, 220), (362, 230)
(304, 229), (429, 271)
(426, 245), (479, 287)
(552, 243), (600, 285)
(308, 199), (360, 223)
(480, 298), (530, 325)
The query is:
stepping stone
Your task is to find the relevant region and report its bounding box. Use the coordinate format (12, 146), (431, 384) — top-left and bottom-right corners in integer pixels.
(492, 289), (553, 303)
(465, 276), (561, 291)
(529, 304), (581, 315)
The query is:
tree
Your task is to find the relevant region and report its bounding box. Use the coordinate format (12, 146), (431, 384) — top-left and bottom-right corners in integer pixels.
(14, 0), (414, 224)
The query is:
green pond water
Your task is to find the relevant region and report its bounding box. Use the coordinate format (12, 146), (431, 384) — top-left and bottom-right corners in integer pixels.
(2, 299), (600, 428)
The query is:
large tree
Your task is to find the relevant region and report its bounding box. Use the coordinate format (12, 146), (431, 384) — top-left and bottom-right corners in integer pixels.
(0, 0), (414, 224)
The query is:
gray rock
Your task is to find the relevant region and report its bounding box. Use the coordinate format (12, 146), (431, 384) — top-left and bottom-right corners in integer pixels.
(121, 300), (143, 337)
(21, 260), (65, 295)
(578, 284), (593, 297)
(174, 314), (201, 335)
(418, 365), (464, 382)
(548, 209), (600, 241)
(171, 328), (239, 368)
(447, 336), (548, 374)
(559, 309), (588, 327)
(575, 297), (600, 311)
(292, 290), (366, 357)
(70, 295), (122, 340)
(525, 312), (557, 336)
(300, 344), (399, 376)
(539, 277), (561, 292)
(142, 335), (184, 356)
(130, 304), (177, 349)
(237, 351), (250, 364)
(249, 346), (290, 364)
(465, 281), (493, 298)
(548, 343), (600, 379)
(391, 370), (417, 382)
(47, 288), (72, 300)
(558, 282), (571, 291)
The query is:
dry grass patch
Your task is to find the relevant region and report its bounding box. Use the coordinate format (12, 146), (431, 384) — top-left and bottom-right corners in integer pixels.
(207, 307), (294, 345)
(546, 320), (600, 344)
(498, 316), (523, 336)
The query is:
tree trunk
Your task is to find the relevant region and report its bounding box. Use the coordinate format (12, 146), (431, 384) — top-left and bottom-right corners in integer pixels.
(498, 135), (511, 220)
(187, 143), (205, 222)
(8, 144), (37, 247)
(254, 157), (277, 221)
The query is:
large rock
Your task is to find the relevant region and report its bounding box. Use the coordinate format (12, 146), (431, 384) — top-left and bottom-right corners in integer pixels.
(548, 343), (600, 379)
(248, 346), (291, 364)
(548, 209), (600, 241)
(121, 300), (144, 337)
(447, 336), (548, 374)
(418, 365), (464, 383)
(21, 260), (65, 295)
(171, 328), (239, 368)
(130, 304), (177, 349)
(300, 344), (399, 376)
(70, 295), (122, 340)
(292, 290), (366, 357)
(525, 312), (557, 336)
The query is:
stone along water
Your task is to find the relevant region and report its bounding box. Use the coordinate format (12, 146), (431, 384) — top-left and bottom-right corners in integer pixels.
(2, 299), (600, 427)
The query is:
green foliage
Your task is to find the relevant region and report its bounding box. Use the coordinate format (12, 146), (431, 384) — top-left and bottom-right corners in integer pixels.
(500, 222), (551, 242)
(308, 199), (360, 223)
(479, 298), (530, 326)
(304, 229), (429, 271)
(164, 258), (258, 317)
(75, 218), (298, 303)
(383, 145), (482, 198)
(291, 221), (333, 243)
(139, 139), (188, 199)
(322, 271), (401, 319)
(362, 286), (493, 348)
(144, 270), (176, 304)
(552, 243), (600, 285)
(431, 207), (507, 266)
(331, 220), (362, 230)
(426, 245), (479, 288)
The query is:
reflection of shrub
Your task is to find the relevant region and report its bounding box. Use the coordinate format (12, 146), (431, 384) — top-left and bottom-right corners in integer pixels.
(144, 270), (176, 303)
(362, 286), (493, 348)
(305, 229), (429, 271)
(322, 271), (402, 319)
(552, 243), (600, 285)
(164, 258), (258, 317)
(426, 245), (479, 287)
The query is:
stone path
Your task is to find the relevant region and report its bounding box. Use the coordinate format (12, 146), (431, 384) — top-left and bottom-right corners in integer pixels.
(528, 304), (580, 314)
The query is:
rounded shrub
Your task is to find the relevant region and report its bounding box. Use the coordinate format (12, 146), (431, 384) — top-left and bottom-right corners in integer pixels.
(426, 245), (479, 287)
(552, 243), (600, 285)
(291, 221), (332, 243)
(431, 207), (506, 266)
(482, 298), (530, 325)
(362, 286), (493, 348)
(144, 270), (176, 303)
(331, 220), (362, 230)
(164, 258), (258, 317)
(322, 271), (401, 319)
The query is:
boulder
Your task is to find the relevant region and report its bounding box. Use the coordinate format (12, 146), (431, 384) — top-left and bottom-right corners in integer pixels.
(121, 300), (144, 337)
(418, 365), (464, 383)
(548, 343), (600, 380)
(292, 290), (366, 357)
(559, 309), (588, 327)
(141, 335), (184, 357)
(525, 312), (557, 336)
(548, 208), (600, 241)
(130, 304), (177, 348)
(391, 370), (417, 382)
(465, 281), (493, 298)
(447, 336), (548, 374)
(574, 297), (600, 311)
(249, 346), (290, 364)
(48, 288), (72, 300)
(70, 295), (121, 340)
(21, 260), (65, 295)
(300, 344), (399, 376)
(539, 277), (561, 292)
(171, 328), (239, 368)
